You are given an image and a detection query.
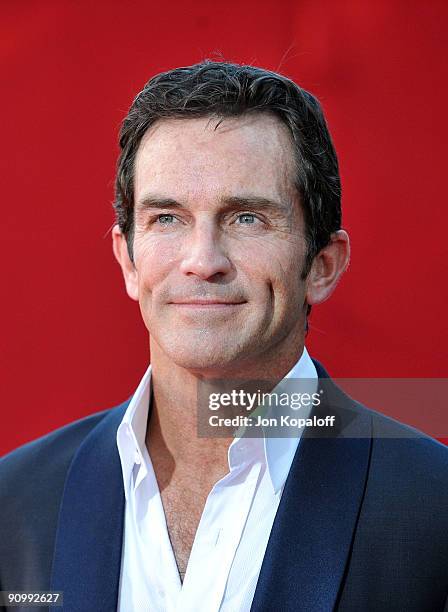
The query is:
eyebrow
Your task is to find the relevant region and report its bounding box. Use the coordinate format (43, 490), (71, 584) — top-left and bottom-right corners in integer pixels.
(135, 194), (290, 214)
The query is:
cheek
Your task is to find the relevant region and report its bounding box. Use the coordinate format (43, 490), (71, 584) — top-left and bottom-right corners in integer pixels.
(249, 239), (304, 295)
(134, 237), (178, 298)
(270, 261), (304, 307)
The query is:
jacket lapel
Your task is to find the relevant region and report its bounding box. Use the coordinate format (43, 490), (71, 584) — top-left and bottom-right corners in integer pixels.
(251, 363), (372, 612)
(50, 403), (128, 612)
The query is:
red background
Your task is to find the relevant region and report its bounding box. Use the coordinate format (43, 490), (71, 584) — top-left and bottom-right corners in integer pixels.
(2, 0), (447, 455)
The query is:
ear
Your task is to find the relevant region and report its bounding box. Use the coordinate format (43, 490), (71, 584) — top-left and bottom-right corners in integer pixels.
(306, 230), (350, 306)
(112, 225), (139, 301)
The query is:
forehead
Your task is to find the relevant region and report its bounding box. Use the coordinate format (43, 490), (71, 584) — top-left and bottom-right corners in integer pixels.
(133, 113), (298, 205)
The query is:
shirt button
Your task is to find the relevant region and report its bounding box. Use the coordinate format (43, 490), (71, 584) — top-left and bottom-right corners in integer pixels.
(134, 452), (141, 465)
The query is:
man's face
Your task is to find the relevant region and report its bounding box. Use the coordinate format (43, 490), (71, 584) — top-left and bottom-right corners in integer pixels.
(128, 113), (310, 374)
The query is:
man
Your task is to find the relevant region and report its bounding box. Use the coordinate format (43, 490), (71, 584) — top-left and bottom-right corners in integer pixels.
(1, 61), (447, 612)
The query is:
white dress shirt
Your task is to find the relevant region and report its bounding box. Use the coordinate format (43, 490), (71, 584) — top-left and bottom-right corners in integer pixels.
(116, 348), (317, 612)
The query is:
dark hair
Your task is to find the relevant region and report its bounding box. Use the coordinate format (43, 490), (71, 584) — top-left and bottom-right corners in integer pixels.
(114, 60), (341, 278)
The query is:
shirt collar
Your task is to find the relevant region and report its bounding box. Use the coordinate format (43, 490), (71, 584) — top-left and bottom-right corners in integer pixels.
(116, 347), (317, 499)
(262, 346), (318, 494)
(117, 366), (152, 500)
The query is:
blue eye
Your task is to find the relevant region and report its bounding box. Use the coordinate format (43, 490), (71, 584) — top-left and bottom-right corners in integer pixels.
(158, 214), (175, 225)
(237, 213), (256, 224)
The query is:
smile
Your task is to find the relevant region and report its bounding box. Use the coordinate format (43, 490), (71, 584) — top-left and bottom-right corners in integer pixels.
(171, 302), (246, 309)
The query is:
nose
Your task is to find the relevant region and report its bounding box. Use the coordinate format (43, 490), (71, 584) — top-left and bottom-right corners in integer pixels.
(179, 218), (232, 280)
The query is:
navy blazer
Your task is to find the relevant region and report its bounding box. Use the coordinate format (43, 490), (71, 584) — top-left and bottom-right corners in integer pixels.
(1, 361), (448, 612)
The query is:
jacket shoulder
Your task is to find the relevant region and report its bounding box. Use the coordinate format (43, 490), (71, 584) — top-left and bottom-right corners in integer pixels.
(0, 401), (130, 505)
(340, 392), (448, 480)
(2, 402), (126, 467)
(0, 401), (130, 591)
(312, 356), (448, 475)
(369, 405), (448, 488)
(359, 400), (448, 465)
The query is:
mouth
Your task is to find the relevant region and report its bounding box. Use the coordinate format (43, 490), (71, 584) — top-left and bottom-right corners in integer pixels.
(169, 300), (247, 310)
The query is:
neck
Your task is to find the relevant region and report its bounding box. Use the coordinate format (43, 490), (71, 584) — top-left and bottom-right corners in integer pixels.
(145, 336), (306, 480)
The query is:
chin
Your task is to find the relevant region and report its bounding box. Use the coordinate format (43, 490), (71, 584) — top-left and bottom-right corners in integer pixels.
(168, 346), (234, 370)
(157, 333), (248, 374)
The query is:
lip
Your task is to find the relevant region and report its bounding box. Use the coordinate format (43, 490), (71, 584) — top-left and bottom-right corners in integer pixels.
(170, 300), (246, 308)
